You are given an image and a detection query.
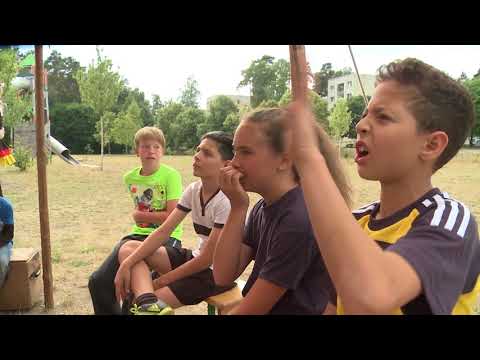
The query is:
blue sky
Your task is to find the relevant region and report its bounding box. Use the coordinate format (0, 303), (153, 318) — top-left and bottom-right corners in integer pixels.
(16, 45), (480, 109)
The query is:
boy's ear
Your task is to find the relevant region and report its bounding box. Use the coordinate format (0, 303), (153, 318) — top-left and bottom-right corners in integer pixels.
(420, 131), (448, 162)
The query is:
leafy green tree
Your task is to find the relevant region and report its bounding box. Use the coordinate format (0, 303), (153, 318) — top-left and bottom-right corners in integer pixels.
(346, 95), (369, 138)
(49, 103), (98, 154)
(179, 76), (201, 108)
(313, 63), (353, 97)
(94, 111), (116, 153)
(3, 86), (33, 145)
(113, 86), (153, 126)
(44, 50), (82, 106)
(0, 48), (19, 93)
(238, 55), (290, 107)
(257, 99), (278, 108)
(198, 95), (238, 137)
(170, 107), (206, 152)
(156, 101), (185, 151)
(151, 94), (164, 118)
(463, 77), (480, 144)
(328, 99), (352, 147)
(74, 47), (123, 170)
(111, 101), (143, 153)
(279, 89), (330, 132)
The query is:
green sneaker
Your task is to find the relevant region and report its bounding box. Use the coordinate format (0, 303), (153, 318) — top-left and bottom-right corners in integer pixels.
(129, 303), (174, 315)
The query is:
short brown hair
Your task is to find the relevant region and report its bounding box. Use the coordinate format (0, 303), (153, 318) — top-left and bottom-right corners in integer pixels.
(376, 58), (475, 171)
(134, 126), (166, 150)
(243, 108), (352, 208)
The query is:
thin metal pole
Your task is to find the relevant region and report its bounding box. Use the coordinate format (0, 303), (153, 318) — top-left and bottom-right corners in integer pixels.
(347, 45), (369, 107)
(34, 45), (54, 309)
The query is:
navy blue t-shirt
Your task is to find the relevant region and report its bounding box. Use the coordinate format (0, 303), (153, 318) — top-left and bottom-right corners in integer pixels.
(242, 186), (335, 314)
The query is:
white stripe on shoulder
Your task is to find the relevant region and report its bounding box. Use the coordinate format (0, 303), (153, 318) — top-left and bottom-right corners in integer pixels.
(352, 204), (376, 214)
(457, 204), (471, 238)
(444, 201), (459, 231)
(422, 199), (433, 208)
(442, 192), (450, 199)
(430, 194), (446, 226)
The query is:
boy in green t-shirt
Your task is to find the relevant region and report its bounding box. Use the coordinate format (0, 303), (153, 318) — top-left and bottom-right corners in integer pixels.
(88, 127), (183, 315)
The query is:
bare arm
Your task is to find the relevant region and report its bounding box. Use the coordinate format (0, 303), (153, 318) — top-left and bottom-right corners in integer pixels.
(228, 278), (286, 315)
(287, 102), (421, 314)
(213, 165), (254, 286)
(213, 207), (254, 285)
(132, 199), (178, 225)
(122, 208), (187, 269)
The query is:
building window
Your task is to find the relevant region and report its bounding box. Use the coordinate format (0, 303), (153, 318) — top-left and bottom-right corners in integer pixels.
(330, 97), (334, 103)
(337, 83), (344, 98)
(347, 81), (352, 88)
(347, 93), (352, 100)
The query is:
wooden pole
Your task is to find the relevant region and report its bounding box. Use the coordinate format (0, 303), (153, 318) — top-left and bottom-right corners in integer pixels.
(34, 45), (54, 309)
(289, 45), (308, 102)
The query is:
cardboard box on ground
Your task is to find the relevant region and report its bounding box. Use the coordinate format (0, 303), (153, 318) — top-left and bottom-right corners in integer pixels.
(0, 248), (42, 311)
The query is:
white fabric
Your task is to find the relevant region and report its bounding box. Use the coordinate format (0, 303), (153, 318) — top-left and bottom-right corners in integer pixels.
(178, 180), (230, 266)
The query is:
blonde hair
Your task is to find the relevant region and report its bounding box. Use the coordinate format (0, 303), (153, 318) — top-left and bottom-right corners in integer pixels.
(243, 107), (352, 208)
(134, 126), (166, 150)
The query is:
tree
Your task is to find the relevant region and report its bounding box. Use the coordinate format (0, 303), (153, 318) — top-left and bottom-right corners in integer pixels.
(474, 68), (480, 79)
(0, 48), (19, 94)
(113, 86), (153, 126)
(179, 76), (200, 108)
(44, 50), (82, 106)
(151, 94), (164, 118)
(94, 111), (116, 153)
(279, 89), (330, 132)
(111, 101), (143, 153)
(328, 99), (352, 148)
(3, 86), (33, 145)
(238, 55), (290, 107)
(50, 103), (98, 154)
(463, 77), (480, 145)
(170, 107), (206, 152)
(346, 95), (369, 138)
(313, 63), (353, 97)
(74, 47), (123, 170)
(313, 63), (335, 97)
(458, 72), (469, 82)
(199, 95), (238, 136)
(156, 101), (185, 151)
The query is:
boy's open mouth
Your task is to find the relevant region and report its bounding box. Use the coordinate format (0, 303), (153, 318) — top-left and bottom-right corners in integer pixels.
(355, 141), (370, 161)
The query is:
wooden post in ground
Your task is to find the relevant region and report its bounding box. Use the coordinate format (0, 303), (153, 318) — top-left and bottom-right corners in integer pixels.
(34, 45), (54, 309)
(289, 45), (308, 102)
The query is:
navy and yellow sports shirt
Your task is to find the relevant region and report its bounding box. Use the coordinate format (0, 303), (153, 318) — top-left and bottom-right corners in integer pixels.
(337, 188), (480, 315)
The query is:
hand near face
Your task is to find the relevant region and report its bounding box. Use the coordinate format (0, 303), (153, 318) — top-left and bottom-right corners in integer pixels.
(220, 163), (249, 209)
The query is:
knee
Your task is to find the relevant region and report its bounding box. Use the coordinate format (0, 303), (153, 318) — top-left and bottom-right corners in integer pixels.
(117, 241), (140, 263)
(88, 270), (100, 291)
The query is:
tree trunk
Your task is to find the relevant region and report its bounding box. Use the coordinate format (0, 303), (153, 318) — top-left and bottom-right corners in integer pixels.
(100, 117), (104, 171)
(470, 133), (474, 147)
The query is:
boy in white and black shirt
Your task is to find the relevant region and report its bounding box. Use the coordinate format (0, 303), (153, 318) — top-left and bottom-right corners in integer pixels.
(114, 132), (235, 314)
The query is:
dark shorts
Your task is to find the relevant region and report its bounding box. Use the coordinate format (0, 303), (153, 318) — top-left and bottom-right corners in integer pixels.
(121, 234), (181, 249)
(165, 247), (236, 306)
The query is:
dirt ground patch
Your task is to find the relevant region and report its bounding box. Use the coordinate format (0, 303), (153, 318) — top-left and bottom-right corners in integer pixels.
(1, 149), (479, 315)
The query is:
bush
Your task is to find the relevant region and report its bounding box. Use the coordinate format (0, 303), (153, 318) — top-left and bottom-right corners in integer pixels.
(13, 145), (34, 171)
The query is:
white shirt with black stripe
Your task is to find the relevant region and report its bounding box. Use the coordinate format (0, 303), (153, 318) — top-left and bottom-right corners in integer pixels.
(176, 180), (231, 268)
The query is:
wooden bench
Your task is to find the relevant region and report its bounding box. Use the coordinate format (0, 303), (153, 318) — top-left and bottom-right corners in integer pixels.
(205, 279), (246, 315)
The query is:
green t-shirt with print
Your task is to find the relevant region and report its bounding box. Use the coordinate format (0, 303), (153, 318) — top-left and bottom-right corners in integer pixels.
(123, 164), (183, 240)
